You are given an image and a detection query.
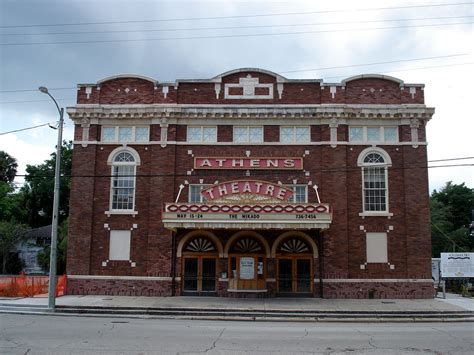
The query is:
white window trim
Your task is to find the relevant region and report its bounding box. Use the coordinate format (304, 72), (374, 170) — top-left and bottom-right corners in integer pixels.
(233, 126), (264, 143)
(349, 126), (399, 143)
(280, 126), (310, 143)
(357, 147), (392, 216)
(101, 126), (150, 143)
(186, 126), (217, 143)
(106, 147), (140, 214)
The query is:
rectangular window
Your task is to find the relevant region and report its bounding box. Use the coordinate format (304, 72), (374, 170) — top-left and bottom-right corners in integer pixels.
(202, 127), (217, 142)
(101, 126), (150, 143)
(349, 126), (399, 143)
(111, 165), (135, 210)
(109, 230), (131, 261)
(233, 126), (263, 143)
(189, 184), (209, 203)
(102, 127), (116, 142)
(119, 127), (133, 143)
(135, 127), (149, 142)
(349, 127), (364, 142)
(280, 127), (310, 143)
(363, 166), (387, 212)
(187, 126), (217, 143)
(383, 127), (398, 142)
(367, 127), (380, 142)
(366, 232), (388, 263)
(287, 185), (308, 203)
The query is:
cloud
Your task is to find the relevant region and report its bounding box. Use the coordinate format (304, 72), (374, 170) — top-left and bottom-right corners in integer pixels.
(1, 0), (472, 194)
(0, 133), (59, 186)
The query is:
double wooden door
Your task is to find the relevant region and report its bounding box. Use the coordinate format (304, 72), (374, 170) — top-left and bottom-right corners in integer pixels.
(183, 256), (217, 295)
(277, 257), (312, 294)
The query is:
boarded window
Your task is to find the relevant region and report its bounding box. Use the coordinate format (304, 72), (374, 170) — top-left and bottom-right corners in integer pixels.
(366, 232), (388, 263)
(109, 230), (131, 260)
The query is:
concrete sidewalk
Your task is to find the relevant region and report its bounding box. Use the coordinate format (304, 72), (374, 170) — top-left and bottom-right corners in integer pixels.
(1, 293), (473, 312)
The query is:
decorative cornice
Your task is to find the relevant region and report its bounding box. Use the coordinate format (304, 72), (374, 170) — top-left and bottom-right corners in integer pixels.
(67, 104), (435, 122)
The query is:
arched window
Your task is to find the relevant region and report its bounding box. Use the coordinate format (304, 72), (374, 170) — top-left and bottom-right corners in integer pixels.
(108, 148), (140, 211)
(358, 148), (391, 213)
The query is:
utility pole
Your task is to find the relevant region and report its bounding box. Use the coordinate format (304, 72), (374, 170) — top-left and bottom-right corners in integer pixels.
(38, 86), (64, 310)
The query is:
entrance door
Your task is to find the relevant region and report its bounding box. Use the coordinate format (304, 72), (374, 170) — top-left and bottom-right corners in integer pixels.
(183, 257), (216, 295)
(278, 257), (312, 295)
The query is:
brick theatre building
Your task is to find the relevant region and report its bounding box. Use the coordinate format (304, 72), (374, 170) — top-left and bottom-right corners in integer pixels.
(66, 68), (435, 298)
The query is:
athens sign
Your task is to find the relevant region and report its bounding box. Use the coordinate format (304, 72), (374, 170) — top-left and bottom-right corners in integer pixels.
(194, 157), (303, 170)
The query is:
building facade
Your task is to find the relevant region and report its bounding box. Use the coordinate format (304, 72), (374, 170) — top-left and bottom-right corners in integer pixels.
(66, 68), (435, 298)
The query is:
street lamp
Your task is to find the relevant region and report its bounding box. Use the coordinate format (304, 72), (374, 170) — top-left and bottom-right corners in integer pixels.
(38, 86), (64, 311)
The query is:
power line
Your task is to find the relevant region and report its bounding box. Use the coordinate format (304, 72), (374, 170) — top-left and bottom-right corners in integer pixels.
(428, 156), (474, 162)
(1, 53), (471, 94)
(279, 53), (471, 74)
(1, 61), (473, 105)
(323, 61), (474, 80)
(2, 15), (472, 37)
(431, 222), (469, 252)
(11, 163), (474, 179)
(0, 122), (58, 136)
(1, 2), (471, 29)
(0, 98), (75, 105)
(2, 21), (472, 46)
(1, 61), (473, 104)
(0, 87), (74, 93)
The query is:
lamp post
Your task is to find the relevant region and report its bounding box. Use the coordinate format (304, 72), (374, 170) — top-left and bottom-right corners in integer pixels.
(39, 86), (64, 310)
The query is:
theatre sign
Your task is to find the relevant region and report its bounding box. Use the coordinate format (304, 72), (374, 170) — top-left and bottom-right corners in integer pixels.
(163, 179), (332, 230)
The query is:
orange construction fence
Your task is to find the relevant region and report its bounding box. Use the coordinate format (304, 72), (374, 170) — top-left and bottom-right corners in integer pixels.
(0, 274), (67, 297)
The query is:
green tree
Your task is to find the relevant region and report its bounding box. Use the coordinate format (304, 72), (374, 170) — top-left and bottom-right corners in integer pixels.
(22, 141), (72, 227)
(0, 151), (18, 184)
(431, 182), (474, 257)
(0, 221), (29, 274)
(0, 182), (28, 223)
(37, 219), (68, 275)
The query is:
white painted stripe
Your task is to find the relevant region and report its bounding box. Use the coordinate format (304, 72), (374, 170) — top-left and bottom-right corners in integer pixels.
(317, 278), (433, 283)
(68, 275), (172, 281)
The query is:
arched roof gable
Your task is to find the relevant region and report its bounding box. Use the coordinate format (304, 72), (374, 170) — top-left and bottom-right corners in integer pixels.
(97, 74), (157, 85)
(342, 74), (404, 85)
(213, 68), (287, 82)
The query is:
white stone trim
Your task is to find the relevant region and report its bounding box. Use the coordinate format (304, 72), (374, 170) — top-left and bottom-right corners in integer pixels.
(96, 74), (157, 85)
(224, 75), (274, 100)
(319, 278), (433, 283)
(357, 146), (392, 166)
(68, 275), (172, 281)
(106, 146), (141, 165)
(341, 74), (404, 85)
(105, 210), (138, 216)
(212, 67), (288, 82)
(74, 140), (428, 147)
(359, 212), (394, 217)
(164, 221), (331, 230)
(67, 104), (434, 122)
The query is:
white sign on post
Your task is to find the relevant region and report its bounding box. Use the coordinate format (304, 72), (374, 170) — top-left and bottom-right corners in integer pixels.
(440, 253), (474, 278)
(432, 258), (441, 282)
(239, 257), (255, 280)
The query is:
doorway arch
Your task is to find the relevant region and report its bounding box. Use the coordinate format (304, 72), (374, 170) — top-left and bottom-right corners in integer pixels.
(274, 232), (316, 295)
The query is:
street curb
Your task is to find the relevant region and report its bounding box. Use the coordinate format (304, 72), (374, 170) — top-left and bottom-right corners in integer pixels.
(1, 307), (473, 323)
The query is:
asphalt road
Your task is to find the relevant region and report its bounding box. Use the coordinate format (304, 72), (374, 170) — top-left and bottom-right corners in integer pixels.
(1, 314), (473, 354)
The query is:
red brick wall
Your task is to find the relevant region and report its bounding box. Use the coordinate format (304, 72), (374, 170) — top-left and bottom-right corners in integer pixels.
(67, 138), (432, 296)
(76, 72), (423, 105)
(68, 71), (431, 298)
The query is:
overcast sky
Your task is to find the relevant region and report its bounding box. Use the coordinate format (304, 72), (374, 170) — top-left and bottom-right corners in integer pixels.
(0, 0), (472, 192)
